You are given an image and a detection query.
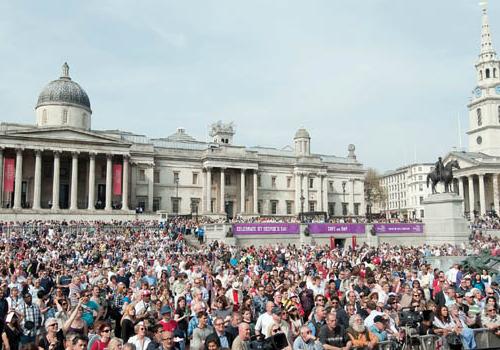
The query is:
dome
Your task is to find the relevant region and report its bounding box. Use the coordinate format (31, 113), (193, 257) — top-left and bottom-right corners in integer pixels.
(36, 63), (91, 113)
(294, 128), (310, 139)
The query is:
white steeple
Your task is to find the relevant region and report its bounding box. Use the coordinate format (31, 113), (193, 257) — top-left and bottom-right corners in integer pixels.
(479, 0), (496, 62)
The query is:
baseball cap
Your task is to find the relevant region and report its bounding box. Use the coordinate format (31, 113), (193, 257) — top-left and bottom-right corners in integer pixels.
(160, 305), (172, 315)
(465, 292), (474, 298)
(374, 315), (385, 323)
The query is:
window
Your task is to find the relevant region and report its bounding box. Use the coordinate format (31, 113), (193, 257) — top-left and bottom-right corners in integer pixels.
(192, 173), (198, 185)
(62, 109), (68, 124)
(286, 201), (293, 215)
(329, 181), (334, 191)
(172, 198), (180, 213)
(271, 176), (277, 188)
(420, 209), (424, 218)
(286, 177), (292, 188)
(153, 198), (160, 212)
(42, 110), (47, 125)
(418, 175), (422, 180)
(477, 108), (482, 126)
(258, 200), (262, 214)
(354, 203), (360, 216)
(495, 68), (498, 78)
(210, 199), (215, 212)
(419, 196), (424, 205)
(225, 174), (231, 186)
(257, 175), (262, 187)
(154, 171), (160, 184)
(342, 203), (348, 216)
(190, 198), (200, 213)
(271, 200), (278, 214)
(328, 202), (335, 216)
(486, 68), (491, 78)
(139, 169), (146, 181)
(309, 178), (314, 189)
(418, 166), (422, 171)
(309, 202), (315, 212)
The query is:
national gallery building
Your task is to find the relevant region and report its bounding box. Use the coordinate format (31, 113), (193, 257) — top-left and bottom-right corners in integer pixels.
(0, 64), (366, 219)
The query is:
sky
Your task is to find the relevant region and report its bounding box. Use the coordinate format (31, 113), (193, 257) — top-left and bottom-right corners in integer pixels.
(0, 0), (496, 172)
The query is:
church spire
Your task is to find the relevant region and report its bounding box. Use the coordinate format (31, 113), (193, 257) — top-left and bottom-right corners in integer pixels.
(479, 0), (496, 62)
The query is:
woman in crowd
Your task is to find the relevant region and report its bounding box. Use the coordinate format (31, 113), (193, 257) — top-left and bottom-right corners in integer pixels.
(120, 304), (137, 343)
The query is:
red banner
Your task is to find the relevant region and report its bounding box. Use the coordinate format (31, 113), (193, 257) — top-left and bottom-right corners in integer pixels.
(352, 235), (357, 251)
(3, 158), (15, 193)
(112, 164), (122, 195)
(330, 236), (335, 250)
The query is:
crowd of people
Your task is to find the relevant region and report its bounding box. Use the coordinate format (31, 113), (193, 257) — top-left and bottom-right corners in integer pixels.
(0, 218), (498, 350)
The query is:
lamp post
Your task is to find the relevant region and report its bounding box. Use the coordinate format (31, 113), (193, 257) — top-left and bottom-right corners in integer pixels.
(366, 188), (372, 222)
(174, 177), (179, 215)
(300, 189), (305, 222)
(342, 181), (347, 216)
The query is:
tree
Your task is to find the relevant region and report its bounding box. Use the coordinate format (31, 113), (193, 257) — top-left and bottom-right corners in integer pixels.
(364, 168), (387, 216)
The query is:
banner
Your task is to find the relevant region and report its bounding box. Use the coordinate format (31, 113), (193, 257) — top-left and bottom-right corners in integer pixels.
(232, 223), (300, 235)
(308, 223), (366, 234)
(112, 164), (122, 195)
(372, 223), (424, 234)
(3, 158), (15, 193)
(352, 235), (357, 250)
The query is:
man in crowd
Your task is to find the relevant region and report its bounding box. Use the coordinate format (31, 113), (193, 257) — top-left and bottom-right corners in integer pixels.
(318, 312), (352, 350)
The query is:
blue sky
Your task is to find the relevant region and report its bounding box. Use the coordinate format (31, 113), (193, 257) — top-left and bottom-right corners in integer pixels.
(0, 1), (495, 171)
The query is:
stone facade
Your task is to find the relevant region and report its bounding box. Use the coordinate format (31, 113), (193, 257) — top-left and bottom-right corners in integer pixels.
(0, 65), (366, 219)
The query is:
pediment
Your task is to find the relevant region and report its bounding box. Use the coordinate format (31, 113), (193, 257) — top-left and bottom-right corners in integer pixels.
(443, 152), (479, 169)
(4, 127), (130, 146)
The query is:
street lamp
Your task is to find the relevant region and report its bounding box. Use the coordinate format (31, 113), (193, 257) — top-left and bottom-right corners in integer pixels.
(174, 177), (179, 215)
(366, 188), (372, 222)
(300, 189), (305, 222)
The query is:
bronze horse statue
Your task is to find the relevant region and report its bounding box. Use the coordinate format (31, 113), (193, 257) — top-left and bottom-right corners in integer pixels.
(426, 160), (460, 194)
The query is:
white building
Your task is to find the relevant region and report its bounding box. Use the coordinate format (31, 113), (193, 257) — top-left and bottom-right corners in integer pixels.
(0, 64), (366, 220)
(380, 163), (434, 219)
(444, 2), (500, 218)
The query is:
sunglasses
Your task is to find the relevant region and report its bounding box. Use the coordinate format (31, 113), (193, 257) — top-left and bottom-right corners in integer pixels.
(102, 329), (111, 333)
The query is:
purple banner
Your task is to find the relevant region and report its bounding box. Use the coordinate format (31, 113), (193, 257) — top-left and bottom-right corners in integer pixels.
(232, 223), (300, 235)
(308, 224), (366, 234)
(373, 224), (424, 234)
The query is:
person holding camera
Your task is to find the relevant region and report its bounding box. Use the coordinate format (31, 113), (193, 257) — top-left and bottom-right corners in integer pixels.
(17, 292), (42, 345)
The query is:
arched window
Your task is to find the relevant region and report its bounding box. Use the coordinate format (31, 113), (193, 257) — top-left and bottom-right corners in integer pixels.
(480, 70), (483, 80)
(477, 108), (482, 126)
(62, 109), (68, 124)
(486, 69), (491, 78)
(42, 109), (47, 125)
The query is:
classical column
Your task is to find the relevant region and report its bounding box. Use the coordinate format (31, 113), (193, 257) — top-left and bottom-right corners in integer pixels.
(146, 166), (154, 212)
(493, 174), (500, 216)
(13, 149), (23, 210)
(240, 169), (246, 214)
(323, 176), (329, 214)
(32, 150), (42, 210)
(0, 148), (4, 202)
(302, 173), (309, 212)
(220, 168), (225, 213)
(319, 175), (324, 212)
(105, 154), (113, 211)
(88, 153), (96, 210)
(458, 176), (465, 214)
(479, 173), (486, 215)
(122, 156), (129, 210)
(294, 173), (301, 214)
(70, 152), (79, 210)
(51, 151), (60, 210)
(468, 175), (475, 215)
(253, 170), (258, 214)
(206, 168), (212, 213)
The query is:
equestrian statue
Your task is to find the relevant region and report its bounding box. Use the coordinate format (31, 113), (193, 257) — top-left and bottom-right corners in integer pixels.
(426, 157), (460, 194)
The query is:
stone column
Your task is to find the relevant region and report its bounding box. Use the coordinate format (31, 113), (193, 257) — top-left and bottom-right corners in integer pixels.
(302, 173), (309, 212)
(13, 149), (23, 210)
(458, 176), (465, 214)
(88, 153), (96, 210)
(493, 174), (500, 216)
(479, 173), (486, 215)
(70, 152), (79, 210)
(122, 156), (129, 210)
(105, 154), (113, 211)
(295, 173), (301, 214)
(146, 166), (154, 212)
(323, 176), (329, 214)
(32, 150), (42, 210)
(206, 168), (212, 213)
(468, 175), (475, 215)
(253, 170), (258, 214)
(240, 169), (246, 214)
(51, 151), (60, 210)
(220, 168), (225, 213)
(0, 148), (4, 203)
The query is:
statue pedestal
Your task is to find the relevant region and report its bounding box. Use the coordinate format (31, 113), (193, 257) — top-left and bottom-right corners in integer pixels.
(422, 193), (469, 245)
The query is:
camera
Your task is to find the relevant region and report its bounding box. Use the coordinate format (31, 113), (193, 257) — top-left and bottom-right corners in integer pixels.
(399, 309), (423, 327)
(249, 333), (288, 350)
